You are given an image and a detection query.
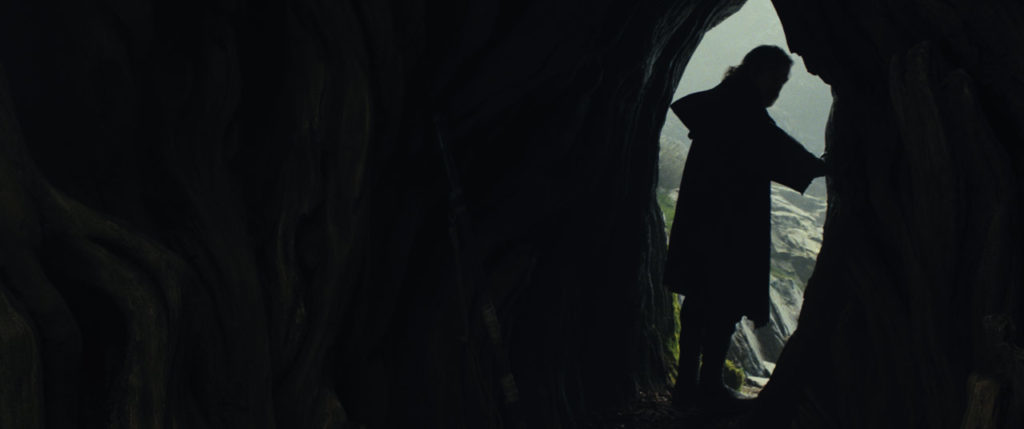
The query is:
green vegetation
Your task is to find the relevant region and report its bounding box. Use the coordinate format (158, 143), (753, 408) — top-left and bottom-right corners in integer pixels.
(656, 132), (686, 237)
(658, 135), (688, 189)
(656, 188), (677, 234)
(666, 296), (745, 391)
(723, 359), (745, 390)
(665, 294), (682, 385)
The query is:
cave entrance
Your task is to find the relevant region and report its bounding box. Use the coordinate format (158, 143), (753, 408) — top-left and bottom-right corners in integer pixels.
(657, 0), (832, 396)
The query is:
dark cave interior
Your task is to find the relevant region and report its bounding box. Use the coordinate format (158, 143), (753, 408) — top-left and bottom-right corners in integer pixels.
(1, 0), (1023, 428)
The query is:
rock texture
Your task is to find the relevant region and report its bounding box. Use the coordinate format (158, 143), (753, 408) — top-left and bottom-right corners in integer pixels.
(727, 183), (824, 379)
(770, 183), (827, 282)
(758, 2), (1024, 428)
(0, 0), (743, 428)
(729, 277), (806, 380)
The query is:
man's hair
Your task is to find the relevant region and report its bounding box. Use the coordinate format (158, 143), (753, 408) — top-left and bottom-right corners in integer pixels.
(723, 45), (793, 80)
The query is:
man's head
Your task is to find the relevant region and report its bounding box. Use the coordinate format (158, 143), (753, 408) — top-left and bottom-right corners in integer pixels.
(725, 45), (793, 107)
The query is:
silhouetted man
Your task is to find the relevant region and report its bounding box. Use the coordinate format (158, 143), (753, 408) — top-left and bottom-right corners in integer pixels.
(664, 45), (826, 411)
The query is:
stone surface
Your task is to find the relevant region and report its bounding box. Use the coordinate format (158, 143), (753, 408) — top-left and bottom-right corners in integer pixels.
(726, 183), (824, 381)
(0, 0), (745, 427)
(758, 2), (1024, 427)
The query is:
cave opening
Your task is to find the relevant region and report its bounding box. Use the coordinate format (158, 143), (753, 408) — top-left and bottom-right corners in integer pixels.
(657, 0), (833, 397)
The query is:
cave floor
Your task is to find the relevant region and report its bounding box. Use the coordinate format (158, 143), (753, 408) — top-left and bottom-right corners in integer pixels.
(584, 390), (747, 429)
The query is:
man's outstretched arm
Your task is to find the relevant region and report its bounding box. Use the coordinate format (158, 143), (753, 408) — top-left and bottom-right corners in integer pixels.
(767, 125), (826, 194)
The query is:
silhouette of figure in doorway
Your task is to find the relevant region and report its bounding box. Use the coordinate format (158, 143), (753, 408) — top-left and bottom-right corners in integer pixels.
(664, 45), (826, 411)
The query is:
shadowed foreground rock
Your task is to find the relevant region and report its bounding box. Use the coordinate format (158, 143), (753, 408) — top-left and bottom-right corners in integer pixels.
(755, 2), (1024, 428)
(0, 0), (1023, 428)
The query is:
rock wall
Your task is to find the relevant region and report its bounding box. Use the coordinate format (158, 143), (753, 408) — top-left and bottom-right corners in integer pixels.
(758, 1), (1024, 427)
(0, 0), (743, 428)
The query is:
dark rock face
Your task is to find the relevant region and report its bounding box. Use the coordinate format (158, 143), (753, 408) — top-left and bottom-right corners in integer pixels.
(1, 0), (1023, 428)
(0, 0), (742, 428)
(760, 1), (1024, 427)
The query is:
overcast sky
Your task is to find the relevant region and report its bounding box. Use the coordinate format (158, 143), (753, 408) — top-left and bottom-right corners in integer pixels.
(663, 0), (832, 156)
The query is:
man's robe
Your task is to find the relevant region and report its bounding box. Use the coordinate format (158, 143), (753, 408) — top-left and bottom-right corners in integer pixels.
(664, 78), (826, 326)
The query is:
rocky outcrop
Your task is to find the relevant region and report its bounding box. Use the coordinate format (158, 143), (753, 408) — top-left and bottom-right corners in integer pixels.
(727, 183), (825, 380)
(770, 183), (827, 283)
(729, 276), (806, 379)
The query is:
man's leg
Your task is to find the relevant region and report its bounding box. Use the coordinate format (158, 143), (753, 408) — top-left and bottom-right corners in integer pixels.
(697, 316), (738, 398)
(672, 297), (703, 409)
